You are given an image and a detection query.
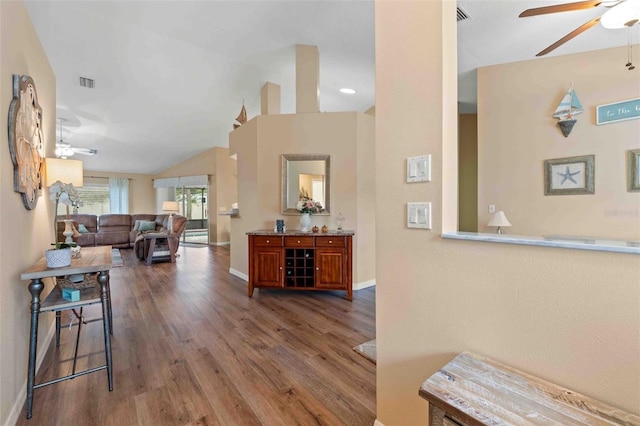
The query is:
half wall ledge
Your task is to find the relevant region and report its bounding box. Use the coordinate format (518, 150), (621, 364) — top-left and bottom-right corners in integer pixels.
(442, 232), (640, 255)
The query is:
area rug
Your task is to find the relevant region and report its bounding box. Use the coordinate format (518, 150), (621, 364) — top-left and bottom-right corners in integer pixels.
(353, 339), (376, 364)
(111, 248), (123, 267)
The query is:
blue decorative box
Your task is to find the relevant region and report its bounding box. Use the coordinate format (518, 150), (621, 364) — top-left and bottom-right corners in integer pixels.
(61, 288), (80, 302)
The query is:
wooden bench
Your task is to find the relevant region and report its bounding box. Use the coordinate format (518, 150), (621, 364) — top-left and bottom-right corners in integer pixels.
(419, 352), (640, 425)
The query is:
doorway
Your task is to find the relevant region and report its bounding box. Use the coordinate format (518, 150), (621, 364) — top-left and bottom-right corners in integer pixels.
(176, 186), (209, 244)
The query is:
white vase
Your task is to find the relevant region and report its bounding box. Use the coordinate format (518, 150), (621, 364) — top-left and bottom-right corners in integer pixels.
(46, 247), (71, 268)
(299, 213), (311, 232)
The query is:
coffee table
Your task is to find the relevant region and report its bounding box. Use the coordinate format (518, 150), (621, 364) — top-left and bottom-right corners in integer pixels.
(143, 233), (178, 265)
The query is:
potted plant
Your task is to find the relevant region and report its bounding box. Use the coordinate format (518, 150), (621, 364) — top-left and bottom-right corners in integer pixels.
(47, 180), (82, 267)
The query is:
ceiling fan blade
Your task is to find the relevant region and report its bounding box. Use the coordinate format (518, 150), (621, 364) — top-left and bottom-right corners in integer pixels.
(536, 17), (601, 56)
(71, 147), (99, 155)
(519, 0), (603, 17)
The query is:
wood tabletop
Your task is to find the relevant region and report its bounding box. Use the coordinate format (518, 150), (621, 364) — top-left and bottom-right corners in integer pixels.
(21, 246), (113, 281)
(419, 351), (640, 426)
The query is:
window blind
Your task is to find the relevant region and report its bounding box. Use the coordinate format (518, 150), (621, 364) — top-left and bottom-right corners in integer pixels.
(153, 175), (208, 188)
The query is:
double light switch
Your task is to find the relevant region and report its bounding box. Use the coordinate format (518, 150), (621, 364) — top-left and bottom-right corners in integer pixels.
(407, 202), (431, 229)
(406, 155), (431, 183)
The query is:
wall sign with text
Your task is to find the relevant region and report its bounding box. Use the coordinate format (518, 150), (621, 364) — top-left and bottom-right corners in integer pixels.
(596, 97), (640, 125)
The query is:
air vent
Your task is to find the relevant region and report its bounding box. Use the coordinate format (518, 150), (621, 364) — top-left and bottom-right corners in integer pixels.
(79, 77), (95, 89)
(456, 6), (470, 22)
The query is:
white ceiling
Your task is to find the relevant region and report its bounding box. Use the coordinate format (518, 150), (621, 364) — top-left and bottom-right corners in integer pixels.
(24, 0), (637, 174)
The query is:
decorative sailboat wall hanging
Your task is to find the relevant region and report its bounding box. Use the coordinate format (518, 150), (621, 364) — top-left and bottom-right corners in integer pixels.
(553, 84), (583, 137)
(233, 102), (247, 129)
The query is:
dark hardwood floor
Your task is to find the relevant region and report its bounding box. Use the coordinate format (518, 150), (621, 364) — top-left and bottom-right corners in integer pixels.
(17, 246), (376, 425)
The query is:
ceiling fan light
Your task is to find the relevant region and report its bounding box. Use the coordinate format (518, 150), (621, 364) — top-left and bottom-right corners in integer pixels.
(55, 142), (75, 158)
(601, 0), (640, 28)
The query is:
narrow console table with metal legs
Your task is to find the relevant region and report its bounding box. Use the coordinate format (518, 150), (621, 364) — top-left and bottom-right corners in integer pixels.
(20, 246), (114, 419)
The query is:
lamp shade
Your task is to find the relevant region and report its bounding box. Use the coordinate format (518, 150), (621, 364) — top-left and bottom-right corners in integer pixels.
(487, 211), (512, 228)
(162, 201), (180, 213)
(44, 158), (83, 187)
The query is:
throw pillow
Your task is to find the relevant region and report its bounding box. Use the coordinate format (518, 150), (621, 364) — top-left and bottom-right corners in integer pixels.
(139, 221), (157, 232)
(133, 220), (142, 232)
(78, 224), (90, 234)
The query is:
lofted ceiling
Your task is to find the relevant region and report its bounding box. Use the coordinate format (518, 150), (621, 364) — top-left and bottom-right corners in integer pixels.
(24, 0), (638, 174)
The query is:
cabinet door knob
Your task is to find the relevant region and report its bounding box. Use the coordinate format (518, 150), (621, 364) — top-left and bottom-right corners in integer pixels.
(266, 239), (270, 243)
(316, 267), (319, 271)
(280, 266), (282, 270)
(328, 240), (333, 244)
(297, 240), (301, 244)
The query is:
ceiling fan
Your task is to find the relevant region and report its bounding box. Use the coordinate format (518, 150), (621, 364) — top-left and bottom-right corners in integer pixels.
(519, 0), (640, 57)
(56, 119), (98, 159)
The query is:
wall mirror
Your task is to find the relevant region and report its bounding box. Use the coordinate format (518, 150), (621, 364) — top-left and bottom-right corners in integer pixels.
(281, 154), (331, 215)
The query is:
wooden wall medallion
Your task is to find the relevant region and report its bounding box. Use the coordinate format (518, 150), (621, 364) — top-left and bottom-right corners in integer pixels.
(8, 74), (44, 210)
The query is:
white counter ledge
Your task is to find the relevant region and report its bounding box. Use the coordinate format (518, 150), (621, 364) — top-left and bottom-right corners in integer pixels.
(442, 231), (640, 255)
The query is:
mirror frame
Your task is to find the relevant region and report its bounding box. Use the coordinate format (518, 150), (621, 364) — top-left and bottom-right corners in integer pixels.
(281, 154), (331, 215)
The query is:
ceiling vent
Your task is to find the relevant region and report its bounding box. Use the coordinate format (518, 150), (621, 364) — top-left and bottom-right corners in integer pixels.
(457, 6), (471, 22)
(79, 77), (95, 89)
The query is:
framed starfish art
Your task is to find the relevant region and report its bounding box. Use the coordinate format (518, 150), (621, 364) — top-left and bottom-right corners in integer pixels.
(544, 155), (594, 196)
(629, 149), (640, 192)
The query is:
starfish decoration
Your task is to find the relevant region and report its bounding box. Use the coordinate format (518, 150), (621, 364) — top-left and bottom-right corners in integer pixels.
(557, 166), (581, 185)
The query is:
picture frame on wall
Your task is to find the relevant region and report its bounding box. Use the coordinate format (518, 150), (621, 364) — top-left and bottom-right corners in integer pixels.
(544, 155), (595, 196)
(628, 149), (640, 192)
(596, 98), (640, 126)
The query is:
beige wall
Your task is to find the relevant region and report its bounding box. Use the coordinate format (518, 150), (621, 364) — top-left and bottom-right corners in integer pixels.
(458, 113), (478, 232)
(375, 1), (639, 425)
(214, 147), (238, 243)
(154, 147), (237, 244)
(478, 47), (640, 239)
(229, 112), (376, 286)
(0, 2), (57, 423)
(83, 170), (155, 214)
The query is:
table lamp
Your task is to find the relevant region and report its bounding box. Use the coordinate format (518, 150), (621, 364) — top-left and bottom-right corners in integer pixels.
(162, 201), (180, 233)
(487, 211), (511, 234)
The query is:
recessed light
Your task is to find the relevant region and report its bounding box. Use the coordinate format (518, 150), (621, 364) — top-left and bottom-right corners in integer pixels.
(339, 88), (356, 94)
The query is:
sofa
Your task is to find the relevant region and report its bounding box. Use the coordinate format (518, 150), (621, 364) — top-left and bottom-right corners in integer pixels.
(57, 213), (187, 250)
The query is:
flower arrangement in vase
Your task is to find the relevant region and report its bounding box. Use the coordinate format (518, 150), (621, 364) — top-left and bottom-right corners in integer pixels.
(296, 197), (323, 232)
(48, 181), (82, 263)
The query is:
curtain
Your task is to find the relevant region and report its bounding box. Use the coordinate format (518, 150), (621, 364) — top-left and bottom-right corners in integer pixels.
(109, 177), (129, 214)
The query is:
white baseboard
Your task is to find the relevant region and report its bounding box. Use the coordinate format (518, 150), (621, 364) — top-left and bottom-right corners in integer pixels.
(374, 419), (385, 426)
(354, 279), (376, 290)
(6, 321), (56, 426)
(229, 268), (248, 281)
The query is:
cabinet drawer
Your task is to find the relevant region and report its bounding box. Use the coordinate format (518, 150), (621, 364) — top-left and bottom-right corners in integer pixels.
(253, 236), (283, 247)
(315, 236), (346, 248)
(284, 236), (314, 247)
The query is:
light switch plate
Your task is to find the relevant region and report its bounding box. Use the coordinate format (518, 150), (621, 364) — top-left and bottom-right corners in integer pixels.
(406, 155), (431, 183)
(407, 202), (432, 229)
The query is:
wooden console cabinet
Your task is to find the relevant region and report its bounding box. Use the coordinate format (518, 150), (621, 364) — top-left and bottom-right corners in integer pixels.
(247, 231), (353, 300)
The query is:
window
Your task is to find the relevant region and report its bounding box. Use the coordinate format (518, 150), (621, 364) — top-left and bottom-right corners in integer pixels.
(57, 183), (110, 216)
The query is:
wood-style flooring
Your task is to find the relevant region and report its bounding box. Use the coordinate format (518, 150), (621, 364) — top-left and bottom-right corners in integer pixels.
(17, 246), (376, 425)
